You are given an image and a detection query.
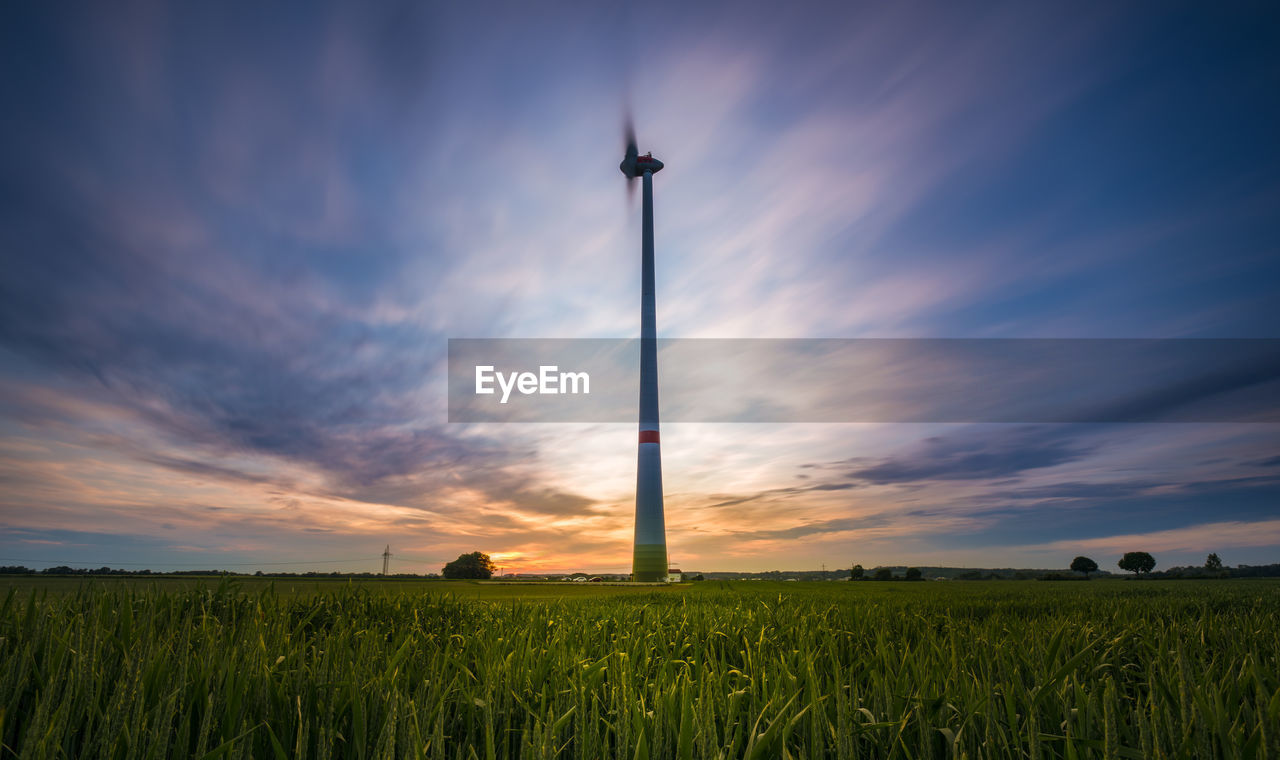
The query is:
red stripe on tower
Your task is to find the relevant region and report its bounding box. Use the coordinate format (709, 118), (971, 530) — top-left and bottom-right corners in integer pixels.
(639, 430), (660, 444)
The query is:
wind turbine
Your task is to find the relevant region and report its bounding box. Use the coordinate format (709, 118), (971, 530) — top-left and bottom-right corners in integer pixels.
(620, 122), (668, 582)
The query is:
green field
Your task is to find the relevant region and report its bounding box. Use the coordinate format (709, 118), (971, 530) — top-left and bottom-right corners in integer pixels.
(2, 578), (1277, 759)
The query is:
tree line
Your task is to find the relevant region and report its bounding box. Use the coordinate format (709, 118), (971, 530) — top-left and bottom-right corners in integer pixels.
(848, 553), (1278, 580)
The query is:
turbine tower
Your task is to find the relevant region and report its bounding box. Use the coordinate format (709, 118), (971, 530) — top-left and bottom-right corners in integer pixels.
(620, 126), (667, 582)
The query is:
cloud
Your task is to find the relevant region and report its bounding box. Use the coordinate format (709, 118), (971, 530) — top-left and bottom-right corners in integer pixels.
(993, 481), (1161, 500)
(1078, 350), (1280, 423)
(989, 472), (1280, 504)
(848, 427), (1094, 484)
(1027, 519), (1280, 555)
(703, 480), (860, 508)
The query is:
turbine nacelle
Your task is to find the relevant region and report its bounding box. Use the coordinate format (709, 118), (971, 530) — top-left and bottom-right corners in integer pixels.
(620, 151), (664, 178)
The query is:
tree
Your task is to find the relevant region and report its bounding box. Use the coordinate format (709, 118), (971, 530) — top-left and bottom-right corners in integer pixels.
(850, 564), (864, 580)
(1205, 553), (1222, 571)
(873, 568), (893, 581)
(905, 567), (922, 581)
(442, 552), (497, 580)
(1118, 551), (1156, 576)
(1070, 556), (1099, 578)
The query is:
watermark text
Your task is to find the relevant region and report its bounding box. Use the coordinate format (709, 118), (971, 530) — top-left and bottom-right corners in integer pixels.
(475, 365), (590, 404)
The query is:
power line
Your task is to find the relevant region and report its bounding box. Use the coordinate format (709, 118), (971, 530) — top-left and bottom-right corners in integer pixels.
(0, 556), (374, 567)
(390, 555), (444, 564)
(1, 552), (448, 570)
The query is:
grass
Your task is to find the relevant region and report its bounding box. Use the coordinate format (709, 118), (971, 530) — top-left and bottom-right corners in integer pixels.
(0, 576), (686, 600)
(1, 578), (1277, 758)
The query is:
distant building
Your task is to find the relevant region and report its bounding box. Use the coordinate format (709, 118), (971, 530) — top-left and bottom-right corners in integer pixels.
(666, 568), (682, 582)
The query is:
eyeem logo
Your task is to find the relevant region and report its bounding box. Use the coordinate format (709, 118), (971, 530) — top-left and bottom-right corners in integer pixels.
(475, 365), (591, 404)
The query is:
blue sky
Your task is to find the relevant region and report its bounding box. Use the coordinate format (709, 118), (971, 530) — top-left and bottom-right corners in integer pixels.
(1, 1), (1278, 573)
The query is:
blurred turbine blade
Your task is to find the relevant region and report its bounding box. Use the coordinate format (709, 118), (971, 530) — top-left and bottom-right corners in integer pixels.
(624, 114), (638, 164)
(623, 112), (638, 203)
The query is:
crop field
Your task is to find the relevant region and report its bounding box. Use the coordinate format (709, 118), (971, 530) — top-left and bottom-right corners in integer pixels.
(1, 578), (1277, 759)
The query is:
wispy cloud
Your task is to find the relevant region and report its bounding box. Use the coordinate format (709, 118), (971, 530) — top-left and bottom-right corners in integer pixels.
(1027, 519), (1280, 556)
(847, 427), (1094, 484)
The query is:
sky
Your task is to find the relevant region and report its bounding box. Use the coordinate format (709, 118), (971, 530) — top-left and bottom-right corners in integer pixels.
(1, 1), (1278, 574)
